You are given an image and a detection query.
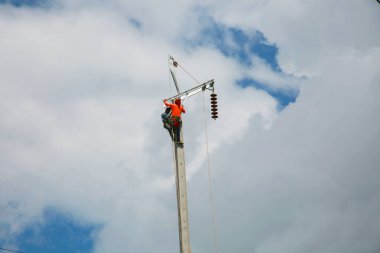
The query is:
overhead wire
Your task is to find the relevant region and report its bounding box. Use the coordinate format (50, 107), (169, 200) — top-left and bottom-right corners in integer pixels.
(177, 63), (202, 85)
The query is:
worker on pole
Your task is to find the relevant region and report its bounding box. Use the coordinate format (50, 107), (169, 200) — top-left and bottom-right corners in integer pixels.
(163, 98), (186, 143)
(161, 107), (174, 140)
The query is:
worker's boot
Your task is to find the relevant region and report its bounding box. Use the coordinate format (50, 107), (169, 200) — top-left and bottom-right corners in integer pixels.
(177, 136), (183, 144)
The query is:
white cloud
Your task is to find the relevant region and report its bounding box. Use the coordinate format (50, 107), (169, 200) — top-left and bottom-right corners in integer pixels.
(0, 1), (379, 253)
(205, 47), (380, 252)
(245, 56), (302, 93)
(204, 0), (380, 76)
(0, 2), (277, 252)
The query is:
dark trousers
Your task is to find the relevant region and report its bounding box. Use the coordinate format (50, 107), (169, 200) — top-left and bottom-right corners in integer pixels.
(174, 124), (181, 142)
(171, 116), (182, 142)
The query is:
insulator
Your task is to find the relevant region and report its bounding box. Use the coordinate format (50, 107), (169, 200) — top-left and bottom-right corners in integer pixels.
(210, 93), (219, 120)
(173, 61), (178, 67)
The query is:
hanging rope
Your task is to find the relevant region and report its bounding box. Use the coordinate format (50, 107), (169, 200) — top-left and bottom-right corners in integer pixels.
(202, 92), (219, 253)
(177, 63), (202, 85)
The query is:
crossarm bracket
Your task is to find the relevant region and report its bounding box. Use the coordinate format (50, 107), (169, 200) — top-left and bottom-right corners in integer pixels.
(165, 80), (215, 103)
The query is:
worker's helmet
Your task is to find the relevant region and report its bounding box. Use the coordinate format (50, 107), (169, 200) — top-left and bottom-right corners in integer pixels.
(175, 98), (181, 106)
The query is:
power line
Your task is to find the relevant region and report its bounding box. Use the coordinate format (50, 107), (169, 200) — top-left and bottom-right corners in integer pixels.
(0, 247), (25, 253)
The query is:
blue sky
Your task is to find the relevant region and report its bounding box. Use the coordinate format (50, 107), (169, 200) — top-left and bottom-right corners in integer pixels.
(194, 18), (281, 70)
(2, 208), (99, 253)
(236, 78), (297, 108)
(0, 0), (49, 7)
(18, 210), (97, 253)
(186, 14), (299, 108)
(1, 1), (380, 253)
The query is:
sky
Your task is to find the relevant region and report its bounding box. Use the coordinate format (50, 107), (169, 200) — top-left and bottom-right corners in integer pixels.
(0, 0), (380, 253)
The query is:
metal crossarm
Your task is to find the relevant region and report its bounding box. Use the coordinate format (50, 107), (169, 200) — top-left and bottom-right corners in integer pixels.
(165, 80), (215, 102)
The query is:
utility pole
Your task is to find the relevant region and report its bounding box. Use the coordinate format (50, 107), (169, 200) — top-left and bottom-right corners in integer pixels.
(173, 138), (191, 253)
(165, 56), (217, 253)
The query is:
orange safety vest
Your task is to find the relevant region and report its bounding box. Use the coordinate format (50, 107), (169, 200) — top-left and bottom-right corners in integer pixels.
(163, 100), (185, 117)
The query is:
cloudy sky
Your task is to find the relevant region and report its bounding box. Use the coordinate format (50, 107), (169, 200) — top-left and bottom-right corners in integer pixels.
(1, 0), (380, 252)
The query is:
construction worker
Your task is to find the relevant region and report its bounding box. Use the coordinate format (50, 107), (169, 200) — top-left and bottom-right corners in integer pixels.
(161, 107), (173, 140)
(163, 98), (186, 143)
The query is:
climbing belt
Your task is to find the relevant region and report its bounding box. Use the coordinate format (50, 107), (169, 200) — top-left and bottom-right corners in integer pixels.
(171, 116), (182, 127)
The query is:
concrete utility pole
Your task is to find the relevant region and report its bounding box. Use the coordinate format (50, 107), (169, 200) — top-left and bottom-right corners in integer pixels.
(174, 140), (191, 253)
(165, 56), (215, 253)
